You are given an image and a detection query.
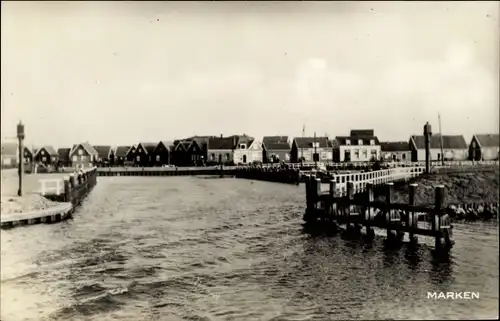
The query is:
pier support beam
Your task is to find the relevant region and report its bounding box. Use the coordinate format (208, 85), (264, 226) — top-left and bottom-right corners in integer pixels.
(365, 182), (375, 240)
(408, 183), (418, 244)
(434, 185), (445, 249)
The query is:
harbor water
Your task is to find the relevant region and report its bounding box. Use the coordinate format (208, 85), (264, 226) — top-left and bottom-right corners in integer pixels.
(1, 176), (498, 320)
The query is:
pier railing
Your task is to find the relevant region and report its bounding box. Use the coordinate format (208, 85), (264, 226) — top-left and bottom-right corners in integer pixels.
(39, 167), (98, 205)
(304, 176), (454, 249)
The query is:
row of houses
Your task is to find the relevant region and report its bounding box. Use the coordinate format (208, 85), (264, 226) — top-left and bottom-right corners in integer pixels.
(1, 131), (499, 168)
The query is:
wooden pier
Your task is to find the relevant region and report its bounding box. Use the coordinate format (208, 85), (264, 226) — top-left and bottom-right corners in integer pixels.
(303, 175), (454, 250)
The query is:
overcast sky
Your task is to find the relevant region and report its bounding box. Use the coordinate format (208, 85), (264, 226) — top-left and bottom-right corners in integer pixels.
(1, 1), (498, 148)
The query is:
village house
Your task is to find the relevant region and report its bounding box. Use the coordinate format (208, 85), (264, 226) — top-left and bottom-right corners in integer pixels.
(115, 146), (130, 166)
(380, 142), (411, 162)
(34, 145), (59, 167)
(469, 134), (499, 161)
(290, 136), (333, 163)
(125, 145), (137, 165)
(262, 136), (291, 163)
(1, 142), (18, 168)
(233, 135), (262, 165)
(93, 145), (114, 167)
(57, 148), (72, 167)
(134, 142), (157, 167)
(409, 134), (468, 162)
(207, 135), (237, 165)
(69, 142), (98, 168)
(152, 141), (172, 166)
(334, 130), (381, 162)
(23, 146), (34, 165)
(187, 136), (213, 166)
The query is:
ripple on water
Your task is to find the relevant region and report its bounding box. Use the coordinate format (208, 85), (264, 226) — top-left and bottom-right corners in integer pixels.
(1, 177), (498, 321)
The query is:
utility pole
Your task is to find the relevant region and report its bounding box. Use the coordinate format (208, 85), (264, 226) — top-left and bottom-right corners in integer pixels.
(438, 113), (444, 166)
(423, 121), (432, 174)
(17, 121), (25, 196)
(313, 131), (318, 169)
(301, 124), (305, 165)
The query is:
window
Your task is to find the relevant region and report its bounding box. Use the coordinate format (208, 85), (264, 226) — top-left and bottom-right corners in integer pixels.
(156, 155), (160, 162)
(402, 153), (406, 160)
(78, 149), (83, 155)
(358, 139), (363, 146)
(41, 150), (45, 155)
(346, 139), (351, 145)
(321, 151), (327, 159)
(211, 153), (215, 161)
(363, 150), (368, 158)
(240, 144), (246, 149)
(136, 155), (141, 161)
(225, 153), (230, 161)
(72, 156), (77, 162)
(285, 153), (290, 161)
(370, 139), (375, 146)
(354, 149), (360, 159)
(81, 156), (87, 162)
(42, 156), (46, 162)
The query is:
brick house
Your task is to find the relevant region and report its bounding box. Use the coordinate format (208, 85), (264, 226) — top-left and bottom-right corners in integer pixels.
(334, 130), (381, 162)
(469, 134), (499, 161)
(34, 145), (59, 166)
(290, 136), (333, 163)
(380, 142), (411, 162)
(93, 145), (114, 167)
(262, 136), (291, 163)
(152, 141), (172, 166)
(409, 135), (468, 162)
(69, 142), (98, 168)
(134, 142), (157, 167)
(57, 148), (72, 167)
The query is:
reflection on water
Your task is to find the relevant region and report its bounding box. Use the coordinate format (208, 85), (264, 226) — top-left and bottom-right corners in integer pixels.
(1, 177), (498, 320)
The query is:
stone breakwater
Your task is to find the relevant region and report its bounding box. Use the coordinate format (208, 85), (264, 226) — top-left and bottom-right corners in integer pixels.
(376, 167), (499, 221)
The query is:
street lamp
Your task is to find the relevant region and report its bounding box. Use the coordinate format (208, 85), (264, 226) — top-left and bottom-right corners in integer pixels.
(17, 121), (25, 196)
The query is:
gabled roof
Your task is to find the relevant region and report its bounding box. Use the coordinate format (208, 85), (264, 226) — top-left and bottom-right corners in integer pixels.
(137, 142), (157, 155)
(410, 135), (468, 150)
(208, 136), (236, 150)
(350, 129), (374, 137)
(153, 141), (173, 153)
(57, 148), (71, 161)
(335, 136), (380, 146)
(1, 142), (17, 156)
(93, 145), (112, 159)
(263, 141), (291, 151)
(36, 145), (58, 157)
(263, 136), (289, 144)
(115, 146), (130, 158)
(70, 142), (98, 156)
(474, 134), (499, 148)
(293, 137), (332, 149)
(380, 141), (410, 152)
(126, 145), (137, 157)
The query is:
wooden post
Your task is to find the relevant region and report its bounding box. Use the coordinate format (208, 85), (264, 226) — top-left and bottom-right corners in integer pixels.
(434, 185), (445, 248)
(366, 182), (375, 239)
(17, 121), (25, 196)
(408, 183), (418, 243)
(305, 174), (311, 211)
(385, 183), (394, 240)
(63, 178), (71, 203)
(346, 181), (354, 231)
(329, 180), (336, 218)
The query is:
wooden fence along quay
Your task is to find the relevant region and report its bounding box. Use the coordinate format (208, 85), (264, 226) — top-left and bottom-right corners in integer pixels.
(303, 167), (455, 250)
(1, 168), (98, 229)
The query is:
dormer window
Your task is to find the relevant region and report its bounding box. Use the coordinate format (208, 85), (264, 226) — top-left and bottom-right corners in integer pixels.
(370, 139), (375, 146)
(240, 144), (246, 149)
(358, 139), (363, 146)
(346, 139), (351, 146)
(78, 149), (83, 155)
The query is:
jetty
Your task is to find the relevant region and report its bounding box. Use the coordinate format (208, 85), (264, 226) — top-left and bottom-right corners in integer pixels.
(303, 171), (454, 250)
(1, 167), (98, 229)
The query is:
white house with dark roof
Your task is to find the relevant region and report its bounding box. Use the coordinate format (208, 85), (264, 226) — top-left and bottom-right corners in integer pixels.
(469, 134), (499, 161)
(409, 134), (468, 162)
(69, 142), (98, 168)
(334, 129), (381, 162)
(380, 142), (411, 162)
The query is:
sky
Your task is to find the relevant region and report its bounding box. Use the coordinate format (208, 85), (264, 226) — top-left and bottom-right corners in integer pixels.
(1, 1), (499, 148)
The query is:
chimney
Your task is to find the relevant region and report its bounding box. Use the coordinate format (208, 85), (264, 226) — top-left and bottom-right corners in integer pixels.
(233, 136), (237, 147)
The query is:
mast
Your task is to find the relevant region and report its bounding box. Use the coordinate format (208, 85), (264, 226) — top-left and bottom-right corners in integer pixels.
(313, 131), (317, 168)
(438, 113), (444, 165)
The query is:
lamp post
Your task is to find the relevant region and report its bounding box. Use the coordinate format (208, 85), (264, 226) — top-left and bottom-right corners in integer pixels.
(423, 121), (432, 174)
(17, 121), (25, 196)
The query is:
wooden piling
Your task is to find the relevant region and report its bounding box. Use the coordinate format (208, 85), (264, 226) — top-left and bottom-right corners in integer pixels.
(346, 181), (354, 231)
(63, 178), (71, 203)
(366, 182), (375, 239)
(408, 183), (418, 244)
(434, 185), (445, 248)
(385, 183), (395, 240)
